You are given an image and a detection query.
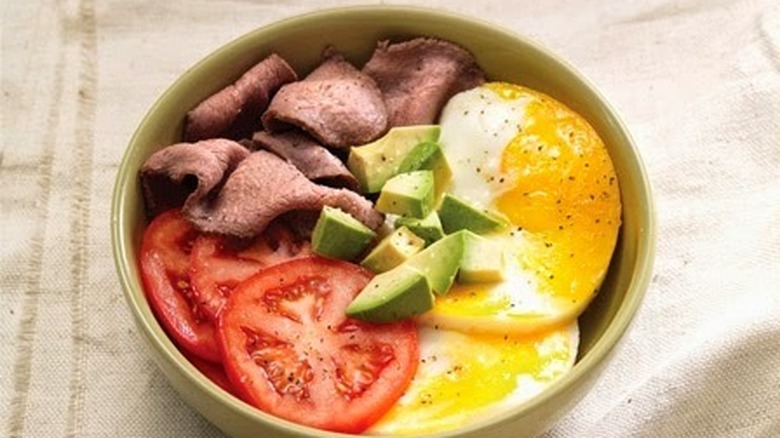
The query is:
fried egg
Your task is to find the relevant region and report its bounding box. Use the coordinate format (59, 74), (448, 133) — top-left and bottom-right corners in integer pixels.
(370, 83), (619, 435)
(368, 322), (579, 435)
(419, 83), (622, 335)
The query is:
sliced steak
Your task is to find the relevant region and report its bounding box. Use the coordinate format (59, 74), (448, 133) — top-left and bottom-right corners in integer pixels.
(140, 139), (250, 217)
(185, 150), (383, 238)
(184, 54), (298, 142)
(362, 38), (485, 126)
(262, 49), (388, 148)
(251, 130), (359, 191)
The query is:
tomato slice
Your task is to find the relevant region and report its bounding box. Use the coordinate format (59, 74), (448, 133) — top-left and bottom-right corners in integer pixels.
(190, 222), (311, 320)
(139, 210), (221, 362)
(217, 257), (418, 433)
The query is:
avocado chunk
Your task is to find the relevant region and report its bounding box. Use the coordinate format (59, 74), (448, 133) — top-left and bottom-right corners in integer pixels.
(407, 231), (465, 295)
(346, 264), (434, 323)
(458, 231), (506, 283)
(438, 193), (507, 234)
(395, 212), (446, 246)
(311, 206), (376, 261)
(347, 125), (440, 193)
(361, 227), (425, 273)
(397, 141), (453, 199)
(376, 170), (435, 218)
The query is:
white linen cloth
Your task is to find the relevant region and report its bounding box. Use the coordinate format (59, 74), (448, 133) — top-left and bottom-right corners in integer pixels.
(2, 0), (778, 436)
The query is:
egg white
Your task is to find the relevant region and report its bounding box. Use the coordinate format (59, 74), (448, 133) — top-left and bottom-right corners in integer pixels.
(417, 230), (584, 334)
(437, 87), (532, 207)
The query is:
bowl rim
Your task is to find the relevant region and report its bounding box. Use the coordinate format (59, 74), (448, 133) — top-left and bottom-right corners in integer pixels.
(111, 5), (656, 437)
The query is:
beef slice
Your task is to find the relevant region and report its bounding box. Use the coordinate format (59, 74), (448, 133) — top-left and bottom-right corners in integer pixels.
(140, 139), (250, 217)
(362, 38), (486, 126)
(251, 130), (358, 191)
(184, 54), (298, 142)
(262, 49), (388, 148)
(185, 150), (383, 238)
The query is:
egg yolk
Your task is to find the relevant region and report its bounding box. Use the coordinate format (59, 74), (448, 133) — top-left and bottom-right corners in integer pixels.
(494, 83), (620, 304)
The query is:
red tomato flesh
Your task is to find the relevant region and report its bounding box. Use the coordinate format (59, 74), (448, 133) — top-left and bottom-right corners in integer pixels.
(217, 257), (419, 433)
(190, 222), (311, 320)
(139, 210), (221, 362)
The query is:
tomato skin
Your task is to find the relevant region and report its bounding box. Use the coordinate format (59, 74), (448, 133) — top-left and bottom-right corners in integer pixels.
(139, 210), (221, 363)
(190, 222), (311, 320)
(182, 350), (238, 396)
(217, 257), (419, 433)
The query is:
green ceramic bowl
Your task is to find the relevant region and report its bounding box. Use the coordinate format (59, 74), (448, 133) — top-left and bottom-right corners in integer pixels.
(111, 6), (655, 438)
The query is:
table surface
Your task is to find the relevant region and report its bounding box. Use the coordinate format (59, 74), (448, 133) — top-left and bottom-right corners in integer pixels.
(2, 0), (779, 437)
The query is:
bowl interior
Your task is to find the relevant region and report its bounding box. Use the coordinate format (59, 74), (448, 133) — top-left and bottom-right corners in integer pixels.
(112, 6), (654, 438)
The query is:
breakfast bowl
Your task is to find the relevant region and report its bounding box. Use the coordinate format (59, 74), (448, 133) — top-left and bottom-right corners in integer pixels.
(111, 6), (655, 438)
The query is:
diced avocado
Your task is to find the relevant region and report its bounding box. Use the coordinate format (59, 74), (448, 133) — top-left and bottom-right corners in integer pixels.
(397, 141), (453, 199)
(375, 171), (435, 218)
(406, 232), (465, 295)
(361, 227), (425, 273)
(458, 231), (506, 283)
(346, 264), (434, 323)
(311, 206), (376, 261)
(347, 125), (440, 193)
(438, 193), (507, 235)
(395, 212), (445, 246)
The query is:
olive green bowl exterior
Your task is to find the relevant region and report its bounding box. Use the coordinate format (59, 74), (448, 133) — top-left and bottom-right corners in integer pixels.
(111, 6), (655, 438)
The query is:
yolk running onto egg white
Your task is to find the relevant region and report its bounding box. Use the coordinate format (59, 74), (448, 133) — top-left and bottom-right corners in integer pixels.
(369, 324), (577, 435)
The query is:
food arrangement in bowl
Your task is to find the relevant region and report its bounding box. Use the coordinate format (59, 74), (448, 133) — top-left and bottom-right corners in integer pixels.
(112, 7), (654, 438)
